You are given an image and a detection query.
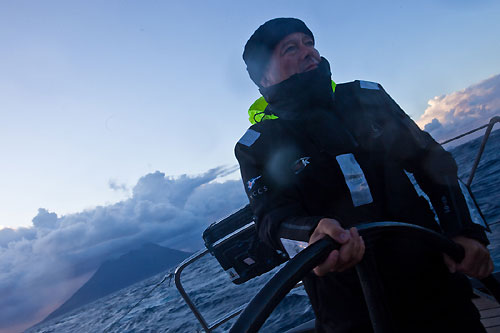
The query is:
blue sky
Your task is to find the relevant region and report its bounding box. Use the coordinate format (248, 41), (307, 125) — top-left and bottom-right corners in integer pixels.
(1, 0), (499, 230)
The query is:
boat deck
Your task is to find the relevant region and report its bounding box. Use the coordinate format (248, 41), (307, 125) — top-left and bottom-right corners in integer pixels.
(474, 292), (500, 332)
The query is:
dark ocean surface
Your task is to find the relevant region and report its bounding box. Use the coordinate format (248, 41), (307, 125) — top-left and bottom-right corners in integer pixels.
(28, 129), (500, 333)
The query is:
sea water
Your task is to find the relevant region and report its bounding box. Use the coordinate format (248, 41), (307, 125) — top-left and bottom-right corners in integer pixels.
(28, 130), (500, 333)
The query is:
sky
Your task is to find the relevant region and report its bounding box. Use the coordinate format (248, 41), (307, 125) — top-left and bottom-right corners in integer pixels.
(1, 0), (499, 230)
(0, 0), (500, 331)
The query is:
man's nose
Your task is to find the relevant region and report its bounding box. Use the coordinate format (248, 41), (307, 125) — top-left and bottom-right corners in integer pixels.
(299, 44), (317, 60)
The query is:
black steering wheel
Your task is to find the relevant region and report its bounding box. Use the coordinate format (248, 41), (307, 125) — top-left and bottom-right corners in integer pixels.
(230, 222), (499, 333)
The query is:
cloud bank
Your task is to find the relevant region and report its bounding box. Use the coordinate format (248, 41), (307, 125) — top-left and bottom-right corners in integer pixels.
(417, 74), (500, 143)
(0, 167), (248, 332)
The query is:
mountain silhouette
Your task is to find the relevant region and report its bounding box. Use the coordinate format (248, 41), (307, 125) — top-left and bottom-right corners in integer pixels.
(43, 243), (191, 322)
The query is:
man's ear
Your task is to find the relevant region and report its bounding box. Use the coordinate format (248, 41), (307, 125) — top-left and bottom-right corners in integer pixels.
(260, 68), (273, 87)
(260, 75), (271, 88)
(260, 60), (276, 87)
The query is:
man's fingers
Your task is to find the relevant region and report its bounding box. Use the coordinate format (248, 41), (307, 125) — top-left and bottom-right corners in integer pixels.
(477, 257), (493, 279)
(455, 244), (488, 277)
(310, 221), (365, 276)
(447, 237), (493, 279)
(351, 228), (364, 260)
(477, 259), (491, 279)
(339, 228), (360, 262)
(456, 255), (476, 274)
(316, 219), (351, 245)
(478, 254), (491, 277)
(443, 254), (456, 273)
(488, 259), (495, 276)
(313, 250), (339, 276)
(338, 232), (355, 263)
(337, 242), (365, 272)
(335, 228), (365, 272)
(327, 250), (340, 272)
(358, 236), (366, 261)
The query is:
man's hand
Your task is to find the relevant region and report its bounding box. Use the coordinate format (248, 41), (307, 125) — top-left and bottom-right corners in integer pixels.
(443, 236), (494, 279)
(308, 218), (365, 276)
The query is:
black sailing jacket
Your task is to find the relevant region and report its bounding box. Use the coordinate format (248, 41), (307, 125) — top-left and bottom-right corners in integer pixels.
(234, 59), (487, 332)
(235, 68), (486, 252)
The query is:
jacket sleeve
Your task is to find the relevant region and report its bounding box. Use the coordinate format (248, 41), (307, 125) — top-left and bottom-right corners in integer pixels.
(377, 86), (489, 244)
(235, 128), (323, 252)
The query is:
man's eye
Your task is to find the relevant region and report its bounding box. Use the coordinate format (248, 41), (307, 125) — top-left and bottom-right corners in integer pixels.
(304, 39), (314, 46)
(283, 45), (297, 54)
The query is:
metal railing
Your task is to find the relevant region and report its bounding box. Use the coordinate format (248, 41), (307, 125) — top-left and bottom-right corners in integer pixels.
(174, 249), (212, 332)
(175, 116), (499, 332)
(440, 116), (499, 227)
(174, 249), (252, 332)
(174, 248), (303, 332)
(439, 116), (499, 187)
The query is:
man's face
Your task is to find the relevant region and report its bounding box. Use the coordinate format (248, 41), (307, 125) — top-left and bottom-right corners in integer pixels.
(260, 32), (321, 87)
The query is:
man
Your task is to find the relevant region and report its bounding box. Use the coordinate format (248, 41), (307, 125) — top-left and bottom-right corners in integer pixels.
(235, 18), (493, 332)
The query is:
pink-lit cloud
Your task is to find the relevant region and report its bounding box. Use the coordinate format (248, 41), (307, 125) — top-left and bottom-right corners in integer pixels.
(417, 74), (500, 143)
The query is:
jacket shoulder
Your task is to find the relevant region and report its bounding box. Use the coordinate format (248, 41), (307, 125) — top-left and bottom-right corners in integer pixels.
(234, 120), (279, 155)
(335, 80), (392, 111)
(336, 80), (384, 93)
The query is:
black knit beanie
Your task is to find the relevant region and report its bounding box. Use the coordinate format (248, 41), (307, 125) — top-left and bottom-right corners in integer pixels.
(243, 18), (314, 87)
